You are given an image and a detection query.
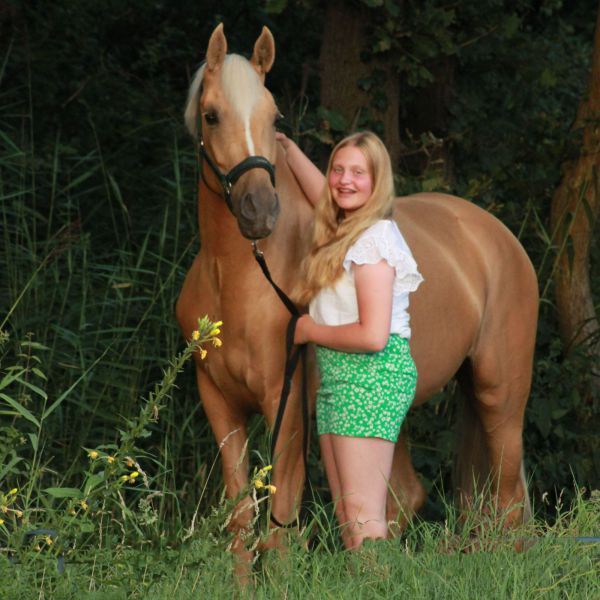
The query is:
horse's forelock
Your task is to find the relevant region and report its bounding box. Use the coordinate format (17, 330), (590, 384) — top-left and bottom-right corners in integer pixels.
(220, 55), (263, 122)
(184, 62), (207, 138)
(184, 54), (264, 153)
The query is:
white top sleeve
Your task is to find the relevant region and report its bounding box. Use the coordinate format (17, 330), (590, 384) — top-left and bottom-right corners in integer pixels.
(309, 220), (423, 338)
(342, 220), (423, 295)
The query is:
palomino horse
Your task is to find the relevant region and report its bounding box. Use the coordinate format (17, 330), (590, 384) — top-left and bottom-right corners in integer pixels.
(177, 24), (538, 557)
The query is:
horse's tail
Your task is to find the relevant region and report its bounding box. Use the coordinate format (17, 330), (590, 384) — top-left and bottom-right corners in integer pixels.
(453, 387), (532, 523)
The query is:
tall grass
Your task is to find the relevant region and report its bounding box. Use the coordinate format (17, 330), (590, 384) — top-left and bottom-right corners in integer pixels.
(0, 487), (598, 598)
(0, 112), (225, 536)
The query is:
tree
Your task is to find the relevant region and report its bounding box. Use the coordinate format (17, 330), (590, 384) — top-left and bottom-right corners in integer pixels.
(318, 0), (402, 166)
(550, 2), (600, 371)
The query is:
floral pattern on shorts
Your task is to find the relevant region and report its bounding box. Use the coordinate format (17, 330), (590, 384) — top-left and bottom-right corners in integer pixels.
(315, 335), (417, 442)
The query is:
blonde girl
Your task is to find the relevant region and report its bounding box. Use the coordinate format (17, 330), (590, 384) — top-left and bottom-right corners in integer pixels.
(278, 131), (423, 549)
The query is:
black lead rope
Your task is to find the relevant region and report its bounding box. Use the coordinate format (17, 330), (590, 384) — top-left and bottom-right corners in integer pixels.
(252, 242), (310, 529)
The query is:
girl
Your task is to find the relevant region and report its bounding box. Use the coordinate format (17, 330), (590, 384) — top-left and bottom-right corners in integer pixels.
(278, 131), (423, 549)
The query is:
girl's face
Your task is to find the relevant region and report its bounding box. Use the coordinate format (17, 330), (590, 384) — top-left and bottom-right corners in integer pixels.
(328, 145), (373, 215)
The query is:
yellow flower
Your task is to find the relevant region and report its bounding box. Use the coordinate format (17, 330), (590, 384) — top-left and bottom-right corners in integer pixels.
(106, 455), (115, 464)
(254, 480), (264, 489)
(259, 465), (272, 475)
(80, 500), (89, 510)
(129, 471), (139, 479)
(68, 508), (77, 516)
(265, 485), (277, 494)
(1, 505), (7, 514)
(213, 321), (223, 328)
(14, 509), (23, 518)
(8, 488), (17, 496)
(212, 338), (222, 348)
(0, 518), (4, 526)
(126, 457), (135, 468)
(200, 349), (208, 360)
(191, 330), (200, 341)
(45, 536), (53, 546)
(88, 450), (99, 460)
(120, 475), (129, 481)
(209, 328), (221, 336)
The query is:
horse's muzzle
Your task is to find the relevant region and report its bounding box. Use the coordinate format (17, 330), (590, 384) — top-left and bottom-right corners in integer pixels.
(237, 191), (280, 239)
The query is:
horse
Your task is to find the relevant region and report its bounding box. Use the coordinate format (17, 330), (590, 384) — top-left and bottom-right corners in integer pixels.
(176, 23), (538, 559)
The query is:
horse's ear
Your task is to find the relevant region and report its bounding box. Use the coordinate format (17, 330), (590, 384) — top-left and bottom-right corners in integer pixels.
(250, 26), (275, 77)
(206, 23), (227, 71)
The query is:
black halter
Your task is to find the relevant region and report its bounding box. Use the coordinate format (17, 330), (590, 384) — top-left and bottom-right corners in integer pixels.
(197, 130), (276, 214)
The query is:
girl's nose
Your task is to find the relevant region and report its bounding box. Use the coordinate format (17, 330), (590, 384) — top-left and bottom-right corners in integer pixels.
(339, 170), (351, 183)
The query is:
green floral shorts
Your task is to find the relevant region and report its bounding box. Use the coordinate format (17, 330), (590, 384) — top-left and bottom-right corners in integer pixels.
(315, 335), (417, 442)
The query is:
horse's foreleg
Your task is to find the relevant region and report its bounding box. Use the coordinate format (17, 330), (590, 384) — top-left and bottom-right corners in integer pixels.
(196, 368), (254, 556)
(260, 382), (307, 550)
(386, 431), (427, 533)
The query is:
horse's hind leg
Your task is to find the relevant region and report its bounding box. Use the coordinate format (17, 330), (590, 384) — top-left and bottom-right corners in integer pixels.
(386, 431), (427, 533)
(458, 325), (534, 529)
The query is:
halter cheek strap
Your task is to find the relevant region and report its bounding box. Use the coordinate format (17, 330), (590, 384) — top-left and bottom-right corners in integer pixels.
(197, 127), (276, 215)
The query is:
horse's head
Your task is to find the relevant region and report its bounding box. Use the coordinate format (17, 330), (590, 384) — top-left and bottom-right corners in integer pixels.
(185, 24), (281, 240)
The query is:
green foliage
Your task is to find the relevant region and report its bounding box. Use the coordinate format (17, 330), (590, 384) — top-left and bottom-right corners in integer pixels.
(0, 0), (598, 549)
(0, 318), (223, 562)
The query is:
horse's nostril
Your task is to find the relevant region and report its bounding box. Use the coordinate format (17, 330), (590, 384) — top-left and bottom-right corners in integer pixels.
(241, 194), (257, 219)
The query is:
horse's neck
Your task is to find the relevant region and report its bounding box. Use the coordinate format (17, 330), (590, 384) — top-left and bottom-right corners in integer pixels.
(197, 183), (247, 260)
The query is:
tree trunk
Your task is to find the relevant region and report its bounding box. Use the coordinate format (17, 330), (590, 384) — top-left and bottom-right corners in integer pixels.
(550, 2), (600, 359)
(318, 0), (401, 169)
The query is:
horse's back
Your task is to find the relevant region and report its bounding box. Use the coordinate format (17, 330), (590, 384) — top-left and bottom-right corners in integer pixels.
(394, 193), (538, 403)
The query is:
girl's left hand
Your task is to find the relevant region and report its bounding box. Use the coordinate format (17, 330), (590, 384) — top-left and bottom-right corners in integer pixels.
(294, 314), (314, 345)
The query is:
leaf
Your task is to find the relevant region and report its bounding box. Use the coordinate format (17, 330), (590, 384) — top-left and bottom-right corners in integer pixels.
(539, 68), (557, 89)
(28, 432), (39, 452)
(0, 369), (26, 391)
(43, 487), (83, 499)
(264, 0), (288, 14)
(19, 379), (48, 400)
(0, 455), (23, 480)
(0, 392), (40, 427)
(84, 472), (105, 496)
(503, 14), (521, 39)
(32, 368), (48, 381)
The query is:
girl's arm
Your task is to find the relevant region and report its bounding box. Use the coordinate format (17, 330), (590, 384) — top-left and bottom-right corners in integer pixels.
(276, 132), (326, 207)
(294, 260), (394, 352)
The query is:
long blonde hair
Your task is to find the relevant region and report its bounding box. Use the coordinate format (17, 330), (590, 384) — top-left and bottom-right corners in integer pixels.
(295, 131), (395, 305)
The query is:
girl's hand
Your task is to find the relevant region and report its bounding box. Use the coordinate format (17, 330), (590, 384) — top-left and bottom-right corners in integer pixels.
(275, 131), (293, 152)
(294, 314), (314, 345)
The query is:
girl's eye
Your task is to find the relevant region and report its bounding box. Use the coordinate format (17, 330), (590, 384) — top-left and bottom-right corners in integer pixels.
(354, 170), (364, 176)
(332, 166), (343, 174)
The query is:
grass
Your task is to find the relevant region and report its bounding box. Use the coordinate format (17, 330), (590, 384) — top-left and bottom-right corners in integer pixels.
(0, 492), (598, 599)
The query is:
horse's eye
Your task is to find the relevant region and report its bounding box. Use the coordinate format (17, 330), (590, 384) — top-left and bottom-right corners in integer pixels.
(204, 112), (219, 126)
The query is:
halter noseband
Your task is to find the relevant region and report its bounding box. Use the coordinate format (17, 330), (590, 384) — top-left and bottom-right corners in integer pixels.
(198, 129), (276, 215)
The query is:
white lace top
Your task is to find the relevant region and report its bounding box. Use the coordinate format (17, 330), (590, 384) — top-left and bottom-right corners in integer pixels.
(309, 220), (423, 338)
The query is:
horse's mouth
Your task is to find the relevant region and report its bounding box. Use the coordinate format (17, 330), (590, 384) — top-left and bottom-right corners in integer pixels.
(237, 212), (279, 240)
